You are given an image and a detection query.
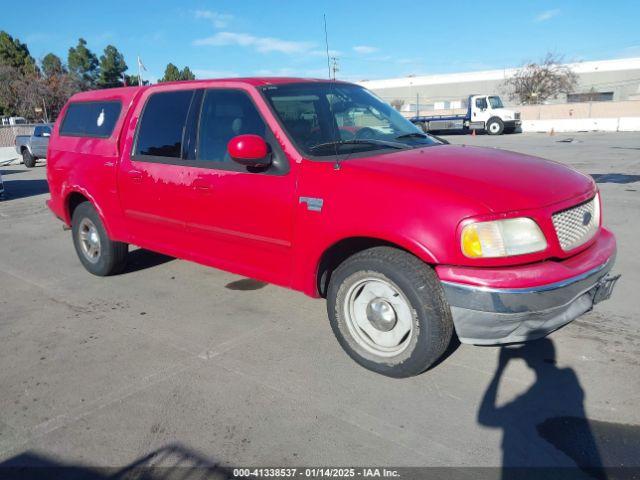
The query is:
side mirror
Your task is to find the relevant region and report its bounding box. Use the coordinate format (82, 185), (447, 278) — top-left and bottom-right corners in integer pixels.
(227, 134), (271, 168)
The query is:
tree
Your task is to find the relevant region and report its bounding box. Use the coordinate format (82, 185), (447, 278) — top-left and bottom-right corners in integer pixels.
(180, 66), (195, 80)
(124, 74), (149, 86)
(505, 53), (578, 105)
(97, 45), (127, 88)
(390, 99), (405, 111)
(68, 38), (99, 90)
(0, 31), (37, 74)
(160, 63), (181, 82)
(160, 63), (196, 82)
(42, 53), (66, 78)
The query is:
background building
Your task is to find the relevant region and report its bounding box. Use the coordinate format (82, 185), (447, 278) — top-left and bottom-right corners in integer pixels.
(359, 57), (640, 113)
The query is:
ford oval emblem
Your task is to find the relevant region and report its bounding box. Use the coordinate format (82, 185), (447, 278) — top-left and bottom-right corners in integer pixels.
(582, 211), (592, 226)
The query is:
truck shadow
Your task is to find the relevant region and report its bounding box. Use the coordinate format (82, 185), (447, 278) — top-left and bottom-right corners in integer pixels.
(590, 173), (640, 184)
(0, 443), (233, 479)
(123, 248), (174, 274)
(478, 337), (640, 479)
(0, 179), (49, 200)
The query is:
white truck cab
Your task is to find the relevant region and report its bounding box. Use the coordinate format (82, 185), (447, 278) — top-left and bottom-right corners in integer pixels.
(468, 95), (521, 135)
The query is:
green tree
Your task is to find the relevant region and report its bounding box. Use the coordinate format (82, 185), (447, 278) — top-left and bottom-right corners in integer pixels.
(68, 38), (99, 90)
(124, 74), (149, 86)
(42, 53), (66, 78)
(160, 63), (181, 82)
(97, 45), (127, 88)
(0, 31), (37, 74)
(180, 66), (195, 80)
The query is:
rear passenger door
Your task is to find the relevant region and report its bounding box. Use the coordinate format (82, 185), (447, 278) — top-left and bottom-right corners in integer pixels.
(118, 88), (201, 255)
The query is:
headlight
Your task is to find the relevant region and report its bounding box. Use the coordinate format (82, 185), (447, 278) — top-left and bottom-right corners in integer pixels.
(461, 217), (547, 258)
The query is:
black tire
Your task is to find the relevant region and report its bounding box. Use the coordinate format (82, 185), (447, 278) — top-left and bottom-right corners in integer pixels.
(71, 202), (128, 276)
(22, 149), (36, 168)
(486, 118), (504, 136)
(327, 246), (453, 378)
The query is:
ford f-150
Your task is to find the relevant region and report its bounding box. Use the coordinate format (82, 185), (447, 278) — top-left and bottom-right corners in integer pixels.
(45, 78), (618, 377)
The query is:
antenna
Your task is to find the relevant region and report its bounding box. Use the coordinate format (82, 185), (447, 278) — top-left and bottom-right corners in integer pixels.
(323, 14), (331, 80)
(323, 14), (341, 169)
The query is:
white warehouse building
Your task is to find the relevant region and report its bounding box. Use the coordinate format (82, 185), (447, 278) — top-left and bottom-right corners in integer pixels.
(359, 57), (640, 113)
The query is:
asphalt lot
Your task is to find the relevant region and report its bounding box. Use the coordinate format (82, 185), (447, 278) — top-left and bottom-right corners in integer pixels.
(0, 132), (639, 475)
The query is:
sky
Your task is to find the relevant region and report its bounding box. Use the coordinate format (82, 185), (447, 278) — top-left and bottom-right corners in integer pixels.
(3, 0), (640, 82)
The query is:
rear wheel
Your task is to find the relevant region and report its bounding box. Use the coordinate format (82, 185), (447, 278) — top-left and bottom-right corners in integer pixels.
(22, 149), (36, 168)
(71, 202), (128, 276)
(486, 118), (504, 135)
(327, 247), (453, 378)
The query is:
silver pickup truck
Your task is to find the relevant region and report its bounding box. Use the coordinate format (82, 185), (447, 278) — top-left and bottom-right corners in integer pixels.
(15, 124), (53, 168)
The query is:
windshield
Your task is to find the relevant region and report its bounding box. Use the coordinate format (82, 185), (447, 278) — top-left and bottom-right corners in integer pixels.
(488, 96), (504, 109)
(262, 83), (441, 157)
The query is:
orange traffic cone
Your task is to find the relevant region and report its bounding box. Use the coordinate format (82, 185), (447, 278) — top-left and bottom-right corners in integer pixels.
(471, 129), (476, 137)
(549, 128), (555, 136)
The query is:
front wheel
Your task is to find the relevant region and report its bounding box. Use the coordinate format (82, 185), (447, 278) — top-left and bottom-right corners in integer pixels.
(486, 118), (504, 135)
(71, 202), (128, 276)
(327, 247), (453, 378)
(22, 149), (36, 168)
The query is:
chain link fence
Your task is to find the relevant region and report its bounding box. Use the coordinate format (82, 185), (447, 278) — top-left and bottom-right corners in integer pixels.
(0, 124), (37, 147)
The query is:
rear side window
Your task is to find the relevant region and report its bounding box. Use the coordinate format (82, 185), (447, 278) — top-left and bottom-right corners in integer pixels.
(60, 101), (121, 138)
(135, 90), (194, 158)
(33, 125), (51, 137)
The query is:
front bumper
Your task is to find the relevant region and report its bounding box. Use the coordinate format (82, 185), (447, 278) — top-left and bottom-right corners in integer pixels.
(439, 232), (619, 345)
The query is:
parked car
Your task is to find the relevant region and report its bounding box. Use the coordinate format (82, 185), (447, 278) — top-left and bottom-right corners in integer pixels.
(15, 123), (53, 167)
(46, 79), (619, 377)
(1, 116), (27, 126)
(411, 95), (521, 135)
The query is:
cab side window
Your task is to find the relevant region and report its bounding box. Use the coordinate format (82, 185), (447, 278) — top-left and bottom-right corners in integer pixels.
(135, 90), (194, 159)
(197, 90), (266, 164)
(475, 97), (488, 110)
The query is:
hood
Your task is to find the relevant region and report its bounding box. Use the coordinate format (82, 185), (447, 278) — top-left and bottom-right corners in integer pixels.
(493, 108), (517, 120)
(347, 145), (594, 213)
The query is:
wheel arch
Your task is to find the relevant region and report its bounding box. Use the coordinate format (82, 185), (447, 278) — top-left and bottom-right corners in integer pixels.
(63, 188), (114, 237)
(315, 235), (438, 298)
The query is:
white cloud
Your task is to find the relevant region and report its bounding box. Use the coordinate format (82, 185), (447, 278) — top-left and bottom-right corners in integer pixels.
(193, 69), (240, 78)
(534, 9), (560, 22)
(194, 10), (233, 28)
(193, 31), (314, 54)
(353, 45), (378, 54)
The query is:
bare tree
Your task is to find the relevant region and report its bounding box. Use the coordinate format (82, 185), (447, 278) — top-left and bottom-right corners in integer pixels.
(390, 99), (405, 111)
(505, 53), (578, 104)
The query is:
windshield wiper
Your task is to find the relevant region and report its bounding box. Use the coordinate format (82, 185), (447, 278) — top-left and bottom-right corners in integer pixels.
(309, 139), (410, 153)
(395, 132), (428, 139)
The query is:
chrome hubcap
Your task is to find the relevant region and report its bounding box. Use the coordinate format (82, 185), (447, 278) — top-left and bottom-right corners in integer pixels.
(366, 298), (397, 331)
(78, 218), (101, 263)
(344, 278), (413, 357)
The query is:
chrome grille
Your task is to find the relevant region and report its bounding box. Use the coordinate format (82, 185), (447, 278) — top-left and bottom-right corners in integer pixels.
(552, 197), (599, 251)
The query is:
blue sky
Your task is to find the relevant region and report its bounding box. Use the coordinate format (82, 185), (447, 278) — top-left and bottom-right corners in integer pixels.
(3, 0), (640, 82)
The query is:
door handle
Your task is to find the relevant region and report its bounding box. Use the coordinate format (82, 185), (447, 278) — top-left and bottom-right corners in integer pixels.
(128, 169), (142, 183)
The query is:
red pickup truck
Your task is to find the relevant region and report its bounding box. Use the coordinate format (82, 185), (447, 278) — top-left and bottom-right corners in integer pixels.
(46, 78), (619, 377)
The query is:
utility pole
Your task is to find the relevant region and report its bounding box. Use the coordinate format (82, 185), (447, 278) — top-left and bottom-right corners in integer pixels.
(331, 56), (339, 80)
